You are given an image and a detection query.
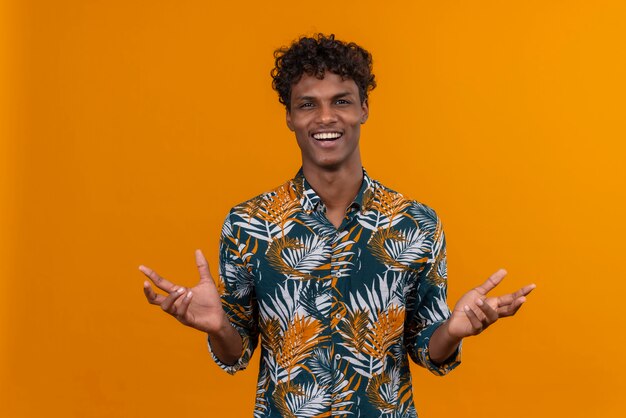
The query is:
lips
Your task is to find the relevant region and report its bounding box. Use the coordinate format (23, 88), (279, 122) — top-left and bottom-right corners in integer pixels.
(312, 131), (343, 140)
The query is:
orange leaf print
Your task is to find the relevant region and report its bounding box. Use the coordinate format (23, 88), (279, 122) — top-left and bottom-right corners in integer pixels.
(363, 306), (405, 360)
(366, 373), (395, 414)
(277, 314), (329, 372)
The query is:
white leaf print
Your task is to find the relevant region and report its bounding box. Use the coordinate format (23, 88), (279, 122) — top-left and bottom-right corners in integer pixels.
(384, 228), (431, 269)
(284, 382), (330, 417)
(281, 234), (330, 275)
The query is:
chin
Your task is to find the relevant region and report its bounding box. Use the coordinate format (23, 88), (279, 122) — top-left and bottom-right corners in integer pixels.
(319, 163), (342, 171)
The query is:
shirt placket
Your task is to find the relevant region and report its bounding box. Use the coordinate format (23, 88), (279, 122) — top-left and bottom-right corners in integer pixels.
(327, 203), (360, 412)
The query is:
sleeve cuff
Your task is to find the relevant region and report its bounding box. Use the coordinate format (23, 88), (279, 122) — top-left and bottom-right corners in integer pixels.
(415, 321), (462, 376)
(207, 323), (253, 375)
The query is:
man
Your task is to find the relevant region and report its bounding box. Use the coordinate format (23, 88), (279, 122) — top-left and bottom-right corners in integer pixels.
(140, 34), (535, 417)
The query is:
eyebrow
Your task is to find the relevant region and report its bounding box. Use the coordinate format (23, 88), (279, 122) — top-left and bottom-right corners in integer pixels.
(294, 91), (355, 101)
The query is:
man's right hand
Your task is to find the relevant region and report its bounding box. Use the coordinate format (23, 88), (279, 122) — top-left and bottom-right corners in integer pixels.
(140, 249), (228, 335)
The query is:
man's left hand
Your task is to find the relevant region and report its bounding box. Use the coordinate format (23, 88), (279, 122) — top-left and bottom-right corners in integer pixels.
(446, 269), (536, 339)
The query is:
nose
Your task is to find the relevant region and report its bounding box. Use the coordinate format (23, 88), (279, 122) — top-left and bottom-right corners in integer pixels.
(316, 104), (338, 125)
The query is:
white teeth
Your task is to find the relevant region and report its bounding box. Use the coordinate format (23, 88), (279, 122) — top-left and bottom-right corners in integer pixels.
(313, 132), (342, 140)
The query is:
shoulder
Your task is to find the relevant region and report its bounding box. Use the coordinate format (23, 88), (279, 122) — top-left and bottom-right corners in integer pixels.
(368, 176), (441, 230)
(220, 178), (300, 243)
(224, 178), (297, 220)
(369, 177), (439, 216)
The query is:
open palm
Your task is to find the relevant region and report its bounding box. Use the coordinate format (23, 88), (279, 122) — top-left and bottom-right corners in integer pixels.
(140, 249), (226, 334)
(447, 269), (536, 339)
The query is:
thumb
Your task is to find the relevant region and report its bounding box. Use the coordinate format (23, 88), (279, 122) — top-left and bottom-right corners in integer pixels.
(195, 249), (214, 283)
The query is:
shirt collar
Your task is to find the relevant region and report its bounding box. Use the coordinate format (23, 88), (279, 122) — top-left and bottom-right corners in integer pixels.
(291, 168), (375, 213)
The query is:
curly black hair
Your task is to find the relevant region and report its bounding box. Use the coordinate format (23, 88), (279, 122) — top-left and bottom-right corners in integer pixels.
(271, 34), (376, 111)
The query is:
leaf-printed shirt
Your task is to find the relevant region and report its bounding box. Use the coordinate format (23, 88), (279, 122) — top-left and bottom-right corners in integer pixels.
(209, 169), (461, 417)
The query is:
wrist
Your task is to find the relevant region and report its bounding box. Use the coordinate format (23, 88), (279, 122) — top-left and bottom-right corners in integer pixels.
(440, 319), (464, 345)
(207, 313), (232, 339)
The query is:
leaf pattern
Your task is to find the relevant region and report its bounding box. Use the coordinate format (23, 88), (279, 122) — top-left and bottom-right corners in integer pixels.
(209, 169), (461, 417)
(277, 313), (328, 373)
(268, 234), (331, 279)
(274, 382), (329, 418)
(363, 306), (405, 360)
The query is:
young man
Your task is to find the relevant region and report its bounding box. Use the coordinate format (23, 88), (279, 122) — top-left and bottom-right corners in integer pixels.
(141, 34), (535, 417)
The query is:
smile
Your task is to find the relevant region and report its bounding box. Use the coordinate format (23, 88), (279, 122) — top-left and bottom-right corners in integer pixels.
(312, 132), (343, 140)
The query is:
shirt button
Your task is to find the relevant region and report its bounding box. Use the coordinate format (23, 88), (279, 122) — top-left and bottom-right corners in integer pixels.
(335, 313), (342, 320)
(335, 271), (342, 278)
(334, 354), (341, 361)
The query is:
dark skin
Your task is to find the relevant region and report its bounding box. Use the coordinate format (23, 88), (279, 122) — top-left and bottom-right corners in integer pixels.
(286, 73), (367, 228)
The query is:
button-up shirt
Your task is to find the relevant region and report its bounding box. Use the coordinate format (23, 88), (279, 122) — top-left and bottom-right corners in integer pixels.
(209, 169), (461, 417)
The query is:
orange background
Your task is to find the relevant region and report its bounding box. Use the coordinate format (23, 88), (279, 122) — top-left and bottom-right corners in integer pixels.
(2, 1), (625, 417)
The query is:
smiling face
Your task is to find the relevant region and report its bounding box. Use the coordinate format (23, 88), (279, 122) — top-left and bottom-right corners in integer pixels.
(286, 72), (369, 173)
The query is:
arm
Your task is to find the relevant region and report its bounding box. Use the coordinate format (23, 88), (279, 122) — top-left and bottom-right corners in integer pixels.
(205, 309), (243, 366)
(428, 320), (462, 365)
(404, 212), (461, 375)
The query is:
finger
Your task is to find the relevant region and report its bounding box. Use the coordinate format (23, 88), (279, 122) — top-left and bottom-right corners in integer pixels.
(498, 296), (527, 317)
(171, 288), (191, 316)
(512, 283), (536, 299)
(176, 291), (193, 320)
(139, 265), (177, 293)
(496, 293), (515, 308)
(143, 281), (166, 305)
(476, 298), (499, 323)
(161, 286), (187, 313)
(463, 305), (484, 334)
(497, 284), (536, 308)
(195, 249), (214, 283)
(475, 269), (507, 295)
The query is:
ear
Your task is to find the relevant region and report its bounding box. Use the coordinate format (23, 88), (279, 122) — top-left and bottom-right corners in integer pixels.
(286, 108), (295, 131)
(360, 100), (369, 124)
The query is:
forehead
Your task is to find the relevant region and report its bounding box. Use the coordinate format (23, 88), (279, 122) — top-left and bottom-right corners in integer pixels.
(291, 72), (359, 98)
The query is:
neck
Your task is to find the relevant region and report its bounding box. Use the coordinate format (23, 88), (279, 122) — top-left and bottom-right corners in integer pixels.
(302, 161), (363, 211)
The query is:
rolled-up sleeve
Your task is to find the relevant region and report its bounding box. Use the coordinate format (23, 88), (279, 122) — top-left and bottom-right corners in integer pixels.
(207, 212), (259, 374)
(404, 211), (461, 376)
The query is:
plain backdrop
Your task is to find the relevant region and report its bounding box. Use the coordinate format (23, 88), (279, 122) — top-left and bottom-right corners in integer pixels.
(1, 1), (625, 417)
